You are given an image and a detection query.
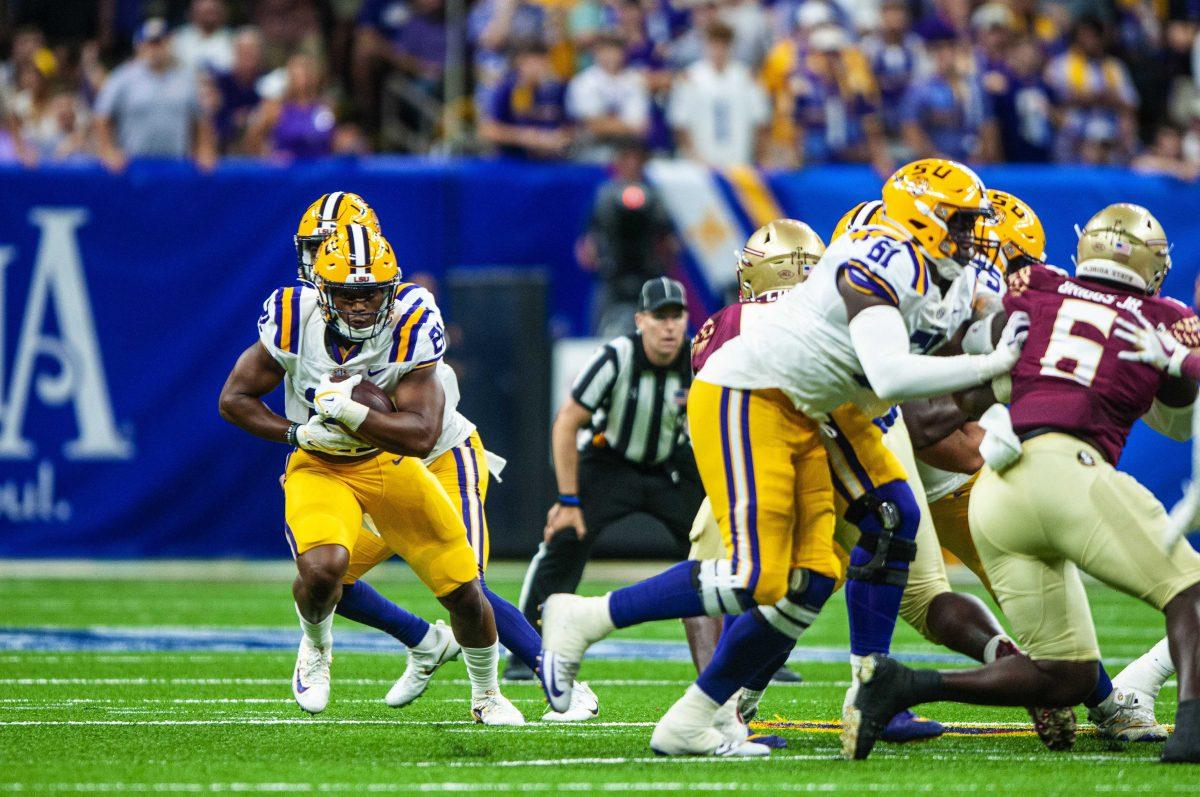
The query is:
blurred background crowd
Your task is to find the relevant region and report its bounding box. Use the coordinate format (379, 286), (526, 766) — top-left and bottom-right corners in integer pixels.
(4, 0), (1200, 177)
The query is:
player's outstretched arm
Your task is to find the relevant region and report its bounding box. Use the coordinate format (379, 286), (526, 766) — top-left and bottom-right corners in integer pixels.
(839, 274), (1026, 403)
(218, 341), (290, 443)
(352, 365), (446, 458)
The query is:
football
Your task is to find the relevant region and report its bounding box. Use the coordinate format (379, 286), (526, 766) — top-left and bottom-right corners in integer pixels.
(352, 379), (395, 413)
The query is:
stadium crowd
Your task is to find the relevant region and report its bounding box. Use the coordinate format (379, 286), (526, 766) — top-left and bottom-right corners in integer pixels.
(4, 0), (1200, 176)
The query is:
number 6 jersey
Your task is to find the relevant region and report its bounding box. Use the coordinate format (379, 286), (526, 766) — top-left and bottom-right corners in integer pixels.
(1005, 263), (1200, 465)
(257, 281), (475, 462)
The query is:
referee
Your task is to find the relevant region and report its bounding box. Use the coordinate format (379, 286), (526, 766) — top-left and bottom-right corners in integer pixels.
(506, 278), (701, 678)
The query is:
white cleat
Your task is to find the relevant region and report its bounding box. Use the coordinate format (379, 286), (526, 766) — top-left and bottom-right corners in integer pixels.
(714, 690), (751, 746)
(650, 685), (771, 757)
(385, 620), (461, 708)
(540, 594), (615, 713)
(542, 681), (600, 722)
(292, 636), (332, 715)
(472, 690), (526, 726)
(1088, 688), (1169, 742)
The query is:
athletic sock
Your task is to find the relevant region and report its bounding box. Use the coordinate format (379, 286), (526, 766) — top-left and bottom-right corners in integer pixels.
(608, 561), (707, 629)
(1084, 662), (1115, 708)
(461, 642), (500, 700)
(481, 577), (542, 673)
(295, 603), (334, 649)
(745, 646), (794, 692)
(335, 580), (430, 648)
(696, 612), (793, 705)
(1113, 637), (1174, 702)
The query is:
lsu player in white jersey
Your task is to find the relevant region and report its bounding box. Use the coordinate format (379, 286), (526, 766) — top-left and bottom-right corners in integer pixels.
(218, 223), (526, 724)
(537, 158), (1028, 757)
(284, 193), (601, 722)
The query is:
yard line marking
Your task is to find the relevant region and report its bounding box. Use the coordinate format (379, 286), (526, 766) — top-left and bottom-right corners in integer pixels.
(0, 678), (704, 687)
(0, 719), (657, 728)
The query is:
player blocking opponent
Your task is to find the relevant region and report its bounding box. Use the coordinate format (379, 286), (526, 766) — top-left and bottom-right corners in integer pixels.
(290, 193), (599, 721)
(218, 223), (524, 724)
(539, 159), (1029, 757)
(846, 203), (1200, 763)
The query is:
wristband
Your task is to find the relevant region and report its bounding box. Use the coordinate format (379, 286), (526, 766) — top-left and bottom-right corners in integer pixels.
(557, 494), (581, 507)
(286, 423), (300, 448)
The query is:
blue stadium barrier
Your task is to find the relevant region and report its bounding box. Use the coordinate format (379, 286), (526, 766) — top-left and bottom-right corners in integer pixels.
(0, 159), (1196, 558)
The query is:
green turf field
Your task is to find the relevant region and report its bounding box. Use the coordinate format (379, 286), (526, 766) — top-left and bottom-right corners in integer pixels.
(0, 562), (1187, 795)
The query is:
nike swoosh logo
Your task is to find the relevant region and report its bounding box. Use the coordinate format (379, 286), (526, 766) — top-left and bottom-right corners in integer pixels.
(295, 672), (309, 694)
(545, 655), (564, 698)
(368, 368), (387, 377)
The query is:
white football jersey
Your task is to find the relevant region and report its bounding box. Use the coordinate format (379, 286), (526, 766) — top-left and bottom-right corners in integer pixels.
(698, 224), (950, 420)
(257, 282), (475, 463)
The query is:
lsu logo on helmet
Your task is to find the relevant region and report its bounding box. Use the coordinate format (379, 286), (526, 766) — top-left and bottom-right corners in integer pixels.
(311, 223), (401, 342)
(976, 190), (1045, 275)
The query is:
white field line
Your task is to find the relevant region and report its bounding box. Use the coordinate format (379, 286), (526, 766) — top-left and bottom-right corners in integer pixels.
(2, 785), (1197, 795)
(0, 678), (832, 687)
(0, 719), (656, 728)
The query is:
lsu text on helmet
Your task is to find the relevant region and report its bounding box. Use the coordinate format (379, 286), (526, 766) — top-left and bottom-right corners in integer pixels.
(880, 158), (991, 282)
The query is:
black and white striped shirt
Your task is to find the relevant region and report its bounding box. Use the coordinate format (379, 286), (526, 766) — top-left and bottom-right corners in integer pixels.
(571, 333), (692, 466)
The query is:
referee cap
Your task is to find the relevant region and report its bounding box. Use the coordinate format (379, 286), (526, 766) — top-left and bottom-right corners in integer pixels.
(639, 277), (686, 312)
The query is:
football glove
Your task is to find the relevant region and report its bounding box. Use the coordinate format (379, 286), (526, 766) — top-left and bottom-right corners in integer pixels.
(1114, 316), (1188, 377)
(314, 372), (370, 430)
(978, 403), (1022, 473)
(294, 416), (374, 456)
(974, 311), (1029, 382)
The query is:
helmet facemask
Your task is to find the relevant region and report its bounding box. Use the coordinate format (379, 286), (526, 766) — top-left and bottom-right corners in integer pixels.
(316, 281), (397, 343)
(932, 205), (991, 281)
(294, 225), (336, 282)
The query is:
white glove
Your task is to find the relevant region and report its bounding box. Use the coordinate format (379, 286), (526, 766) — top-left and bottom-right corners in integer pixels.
(313, 372), (369, 430)
(977, 403), (1022, 472)
(1114, 316), (1188, 377)
(294, 416), (374, 456)
(1164, 481), (1200, 553)
(973, 311), (1029, 382)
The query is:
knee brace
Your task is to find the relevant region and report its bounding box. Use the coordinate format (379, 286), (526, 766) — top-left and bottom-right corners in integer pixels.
(757, 568), (836, 640)
(696, 559), (756, 615)
(845, 481), (920, 588)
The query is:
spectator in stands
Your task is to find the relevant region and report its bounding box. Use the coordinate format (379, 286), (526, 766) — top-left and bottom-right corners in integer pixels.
(721, 0), (774, 69)
(1, 27), (48, 102)
(793, 25), (893, 174)
(759, 0), (837, 167)
(617, 0), (674, 153)
(576, 138), (677, 337)
(668, 21), (768, 167)
(93, 19), (217, 172)
(469, 0), (552, 105)
(245, 53), (336, 161)
(900, 24), (998, 162)
(1133, 124), (1200, 180)
(915, 0), (972, 40)
(211, 27), (265, 152)
(567, 33), (651, 162)
(10, 60), (91, 165)
(990, 36), (1054, 162)
(1045, 15), (1139, 164)
(479, 42), (572, 159)
(172, 0), (235, 74)
(254, 0), (326, 71)
(355, 0), (448, 98)
(1077, 115), (1120, 165)
(859, 0), (925, 138)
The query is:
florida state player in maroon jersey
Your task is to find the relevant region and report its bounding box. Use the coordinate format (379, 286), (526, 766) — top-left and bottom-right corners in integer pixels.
(844, 203), (1200, 764)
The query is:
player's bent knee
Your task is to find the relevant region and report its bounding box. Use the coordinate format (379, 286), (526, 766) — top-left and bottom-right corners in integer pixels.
(758, 568), (836, 639)
(846, 481), (920, 587)
(695, 559), (756, 614)
(296, 544), (350, 590)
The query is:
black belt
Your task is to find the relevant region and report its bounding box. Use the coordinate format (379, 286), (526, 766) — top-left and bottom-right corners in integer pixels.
(1017, 426), (1103, 455)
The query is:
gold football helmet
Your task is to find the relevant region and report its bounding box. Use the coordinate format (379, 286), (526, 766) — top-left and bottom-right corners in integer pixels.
(311, 223), (400, 342)
(1076, 203), (1171, 295)
(880, 158), (991, 281)
(976, 189), (1045, 274)
(831, 200), (882, 242)
(737, 219), (826, 302)
(295, 192), (381, 282)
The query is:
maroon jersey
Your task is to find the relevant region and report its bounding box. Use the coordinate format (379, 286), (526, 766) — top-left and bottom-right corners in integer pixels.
(1003, 264), (1200, 464)
(691, 302), (744, 374)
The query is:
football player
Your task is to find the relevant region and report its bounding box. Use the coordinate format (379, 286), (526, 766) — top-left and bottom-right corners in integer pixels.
(845, 203), (1200, 764)
(218, 223), (525, 724)
(290, 194), (600, 722)
(538, 159), (1027, 757)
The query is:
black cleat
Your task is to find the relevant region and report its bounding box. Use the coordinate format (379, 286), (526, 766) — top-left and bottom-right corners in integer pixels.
(770, 665), (803, 683)
(1028, 706), (1076, 751)
(1163, 699), (1200, 763)
(502, 655), (536, 682)
(842, 654), (920, 760)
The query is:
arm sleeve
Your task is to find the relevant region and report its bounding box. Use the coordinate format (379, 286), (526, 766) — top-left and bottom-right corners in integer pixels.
(1143, 397), (1195, 441)
(848, 305), (993, 402)
(571, 345), (619, 410)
